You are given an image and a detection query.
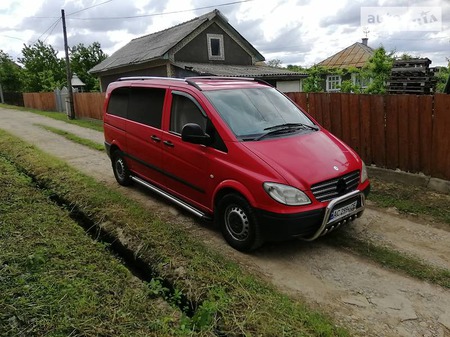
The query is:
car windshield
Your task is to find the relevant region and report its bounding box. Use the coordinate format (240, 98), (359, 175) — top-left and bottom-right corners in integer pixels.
(203, 87), (316, 140)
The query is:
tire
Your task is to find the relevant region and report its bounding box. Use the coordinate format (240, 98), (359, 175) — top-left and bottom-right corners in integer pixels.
(217, 194), (263, 252)
(112, 150), (132, 186)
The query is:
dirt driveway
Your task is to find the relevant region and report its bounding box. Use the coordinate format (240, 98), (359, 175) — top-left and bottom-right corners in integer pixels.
(1, 107), (449, 337)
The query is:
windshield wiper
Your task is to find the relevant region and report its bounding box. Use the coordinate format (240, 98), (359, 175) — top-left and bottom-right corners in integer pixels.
(264, 123), (318, 132)
(254, 123), (318, 141)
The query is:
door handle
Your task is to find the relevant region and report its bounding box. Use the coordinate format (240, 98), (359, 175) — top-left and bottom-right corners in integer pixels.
(151, 135), (161, 142)
(163, 140), (174, 148)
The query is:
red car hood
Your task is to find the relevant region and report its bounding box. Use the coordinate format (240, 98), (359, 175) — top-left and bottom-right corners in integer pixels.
(242, 131), (360, 190)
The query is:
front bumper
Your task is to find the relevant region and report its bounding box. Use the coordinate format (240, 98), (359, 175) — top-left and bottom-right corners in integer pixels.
(256, 183), (370, 242)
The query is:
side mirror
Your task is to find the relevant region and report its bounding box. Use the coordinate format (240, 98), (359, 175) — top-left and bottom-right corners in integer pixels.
(181, 123), (211, 145)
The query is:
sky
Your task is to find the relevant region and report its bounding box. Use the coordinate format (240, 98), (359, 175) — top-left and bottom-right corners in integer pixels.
(1, 0), (449, 68)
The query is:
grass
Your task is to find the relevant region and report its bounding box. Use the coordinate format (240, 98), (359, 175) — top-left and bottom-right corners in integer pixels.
(0, 155), (185, 336)
(35, 123), (105, 152)
(0, 103), (103, 132)
(0, 129), (349, 336)
(367, 176), (450, 226)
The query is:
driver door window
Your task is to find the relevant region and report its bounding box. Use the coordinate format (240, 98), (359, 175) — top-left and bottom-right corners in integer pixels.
(170, 93), (207, 134)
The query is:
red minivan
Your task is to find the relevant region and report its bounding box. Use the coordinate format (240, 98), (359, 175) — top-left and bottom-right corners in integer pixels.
(103, 77), (370, 251)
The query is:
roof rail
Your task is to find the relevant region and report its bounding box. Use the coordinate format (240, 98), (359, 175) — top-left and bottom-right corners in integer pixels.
(186, 76), (255, 82)
(117, 76), (184, 82)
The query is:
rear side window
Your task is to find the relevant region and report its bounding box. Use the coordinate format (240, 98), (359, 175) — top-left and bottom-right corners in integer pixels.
(128, 87), (165, 128)
(107, 87), (129, 118)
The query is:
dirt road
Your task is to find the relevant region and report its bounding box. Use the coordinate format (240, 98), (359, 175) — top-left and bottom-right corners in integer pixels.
(1, 107), (449, 337)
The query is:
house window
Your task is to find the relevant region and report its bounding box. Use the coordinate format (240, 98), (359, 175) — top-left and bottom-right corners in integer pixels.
(351, 73), (371, 90)
(326, 75), (341, 92)
(207, 34), (225, 60)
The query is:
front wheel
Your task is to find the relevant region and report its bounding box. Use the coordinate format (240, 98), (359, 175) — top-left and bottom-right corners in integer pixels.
(217, 194), (263, 252)
(112, 150), (132, 186)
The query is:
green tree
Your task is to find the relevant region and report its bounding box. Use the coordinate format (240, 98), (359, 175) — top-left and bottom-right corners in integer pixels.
(286, 64), (306, 73)
(303, 65), (326, 92)
(19, 40), (65, 92)
(339, 79), (361, 93)
(0, 50), (23, 91)
(435, 59), (449, 93)
(70, 42), (107, 92)
(362, 46), (394, 94)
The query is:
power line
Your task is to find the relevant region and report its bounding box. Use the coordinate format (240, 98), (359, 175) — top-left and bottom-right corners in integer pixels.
(0, 35), (25, 41)
(69, 0), (254, 20)
(67, 0), (114, 16)
(33, 17), (61, 44)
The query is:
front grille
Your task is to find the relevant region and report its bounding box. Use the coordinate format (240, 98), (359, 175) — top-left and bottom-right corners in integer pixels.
(311, 170), (360, 202)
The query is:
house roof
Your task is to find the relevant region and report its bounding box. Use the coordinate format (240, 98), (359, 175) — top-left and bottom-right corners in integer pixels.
(317, 41), (374, 68)
(90, 9), (264, 75)
(174, 62), (307, 80)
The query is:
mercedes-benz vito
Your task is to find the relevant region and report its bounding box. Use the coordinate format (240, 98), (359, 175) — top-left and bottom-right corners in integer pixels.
(103, 76), (370, 251)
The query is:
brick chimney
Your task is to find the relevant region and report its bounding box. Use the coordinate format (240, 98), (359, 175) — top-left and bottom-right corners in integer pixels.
(362, 37), (368, 46)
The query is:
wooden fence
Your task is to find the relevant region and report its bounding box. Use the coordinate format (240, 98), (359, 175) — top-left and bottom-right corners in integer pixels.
(23, 92), (57, 111)
(286, 92), (450, 181)
(73, 92), (105, 120)
(21, 91), (450, 181)
(23, 92), (105, 119)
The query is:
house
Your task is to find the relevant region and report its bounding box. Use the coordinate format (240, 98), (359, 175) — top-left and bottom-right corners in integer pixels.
(89, 9), (306, 92)
(316, 38), (374, 92)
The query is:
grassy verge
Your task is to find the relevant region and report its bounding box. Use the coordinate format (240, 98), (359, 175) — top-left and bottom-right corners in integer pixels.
(0, 103), (103, 132)
(368, 177), (450, 226)
(35, 123), (104, 152)
(0, 129), (348, 336)
(0, 155), (184, 336)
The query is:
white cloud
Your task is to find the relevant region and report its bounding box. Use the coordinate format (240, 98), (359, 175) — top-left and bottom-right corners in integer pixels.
(0, 0), (449, 67)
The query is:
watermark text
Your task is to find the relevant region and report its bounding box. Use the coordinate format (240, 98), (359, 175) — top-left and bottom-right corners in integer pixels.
(361, 7), (442, 32)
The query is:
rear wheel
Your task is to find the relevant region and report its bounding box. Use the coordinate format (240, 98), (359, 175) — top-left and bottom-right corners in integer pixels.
(218, 194), (263, 252)
(112, 150), (132, 186)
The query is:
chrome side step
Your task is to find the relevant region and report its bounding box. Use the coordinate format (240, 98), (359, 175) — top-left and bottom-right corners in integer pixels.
(130, 176), (211, 220)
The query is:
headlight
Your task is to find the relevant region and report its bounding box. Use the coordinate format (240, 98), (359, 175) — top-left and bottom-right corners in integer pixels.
(263, 182), (311, 206)
(361, 161), (368, 183)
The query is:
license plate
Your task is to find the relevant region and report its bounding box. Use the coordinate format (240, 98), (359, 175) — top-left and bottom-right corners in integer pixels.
(330, 200), (357, 221)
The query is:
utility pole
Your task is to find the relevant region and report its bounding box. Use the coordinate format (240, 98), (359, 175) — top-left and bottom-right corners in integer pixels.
(61, 9), (75, 119)
(0, 83), (4, 104)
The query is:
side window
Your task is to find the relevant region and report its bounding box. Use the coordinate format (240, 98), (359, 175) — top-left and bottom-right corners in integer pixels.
(170, 93), (207, 134)
(107, 87), (129, 118)
(128, 87), (165, 128)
